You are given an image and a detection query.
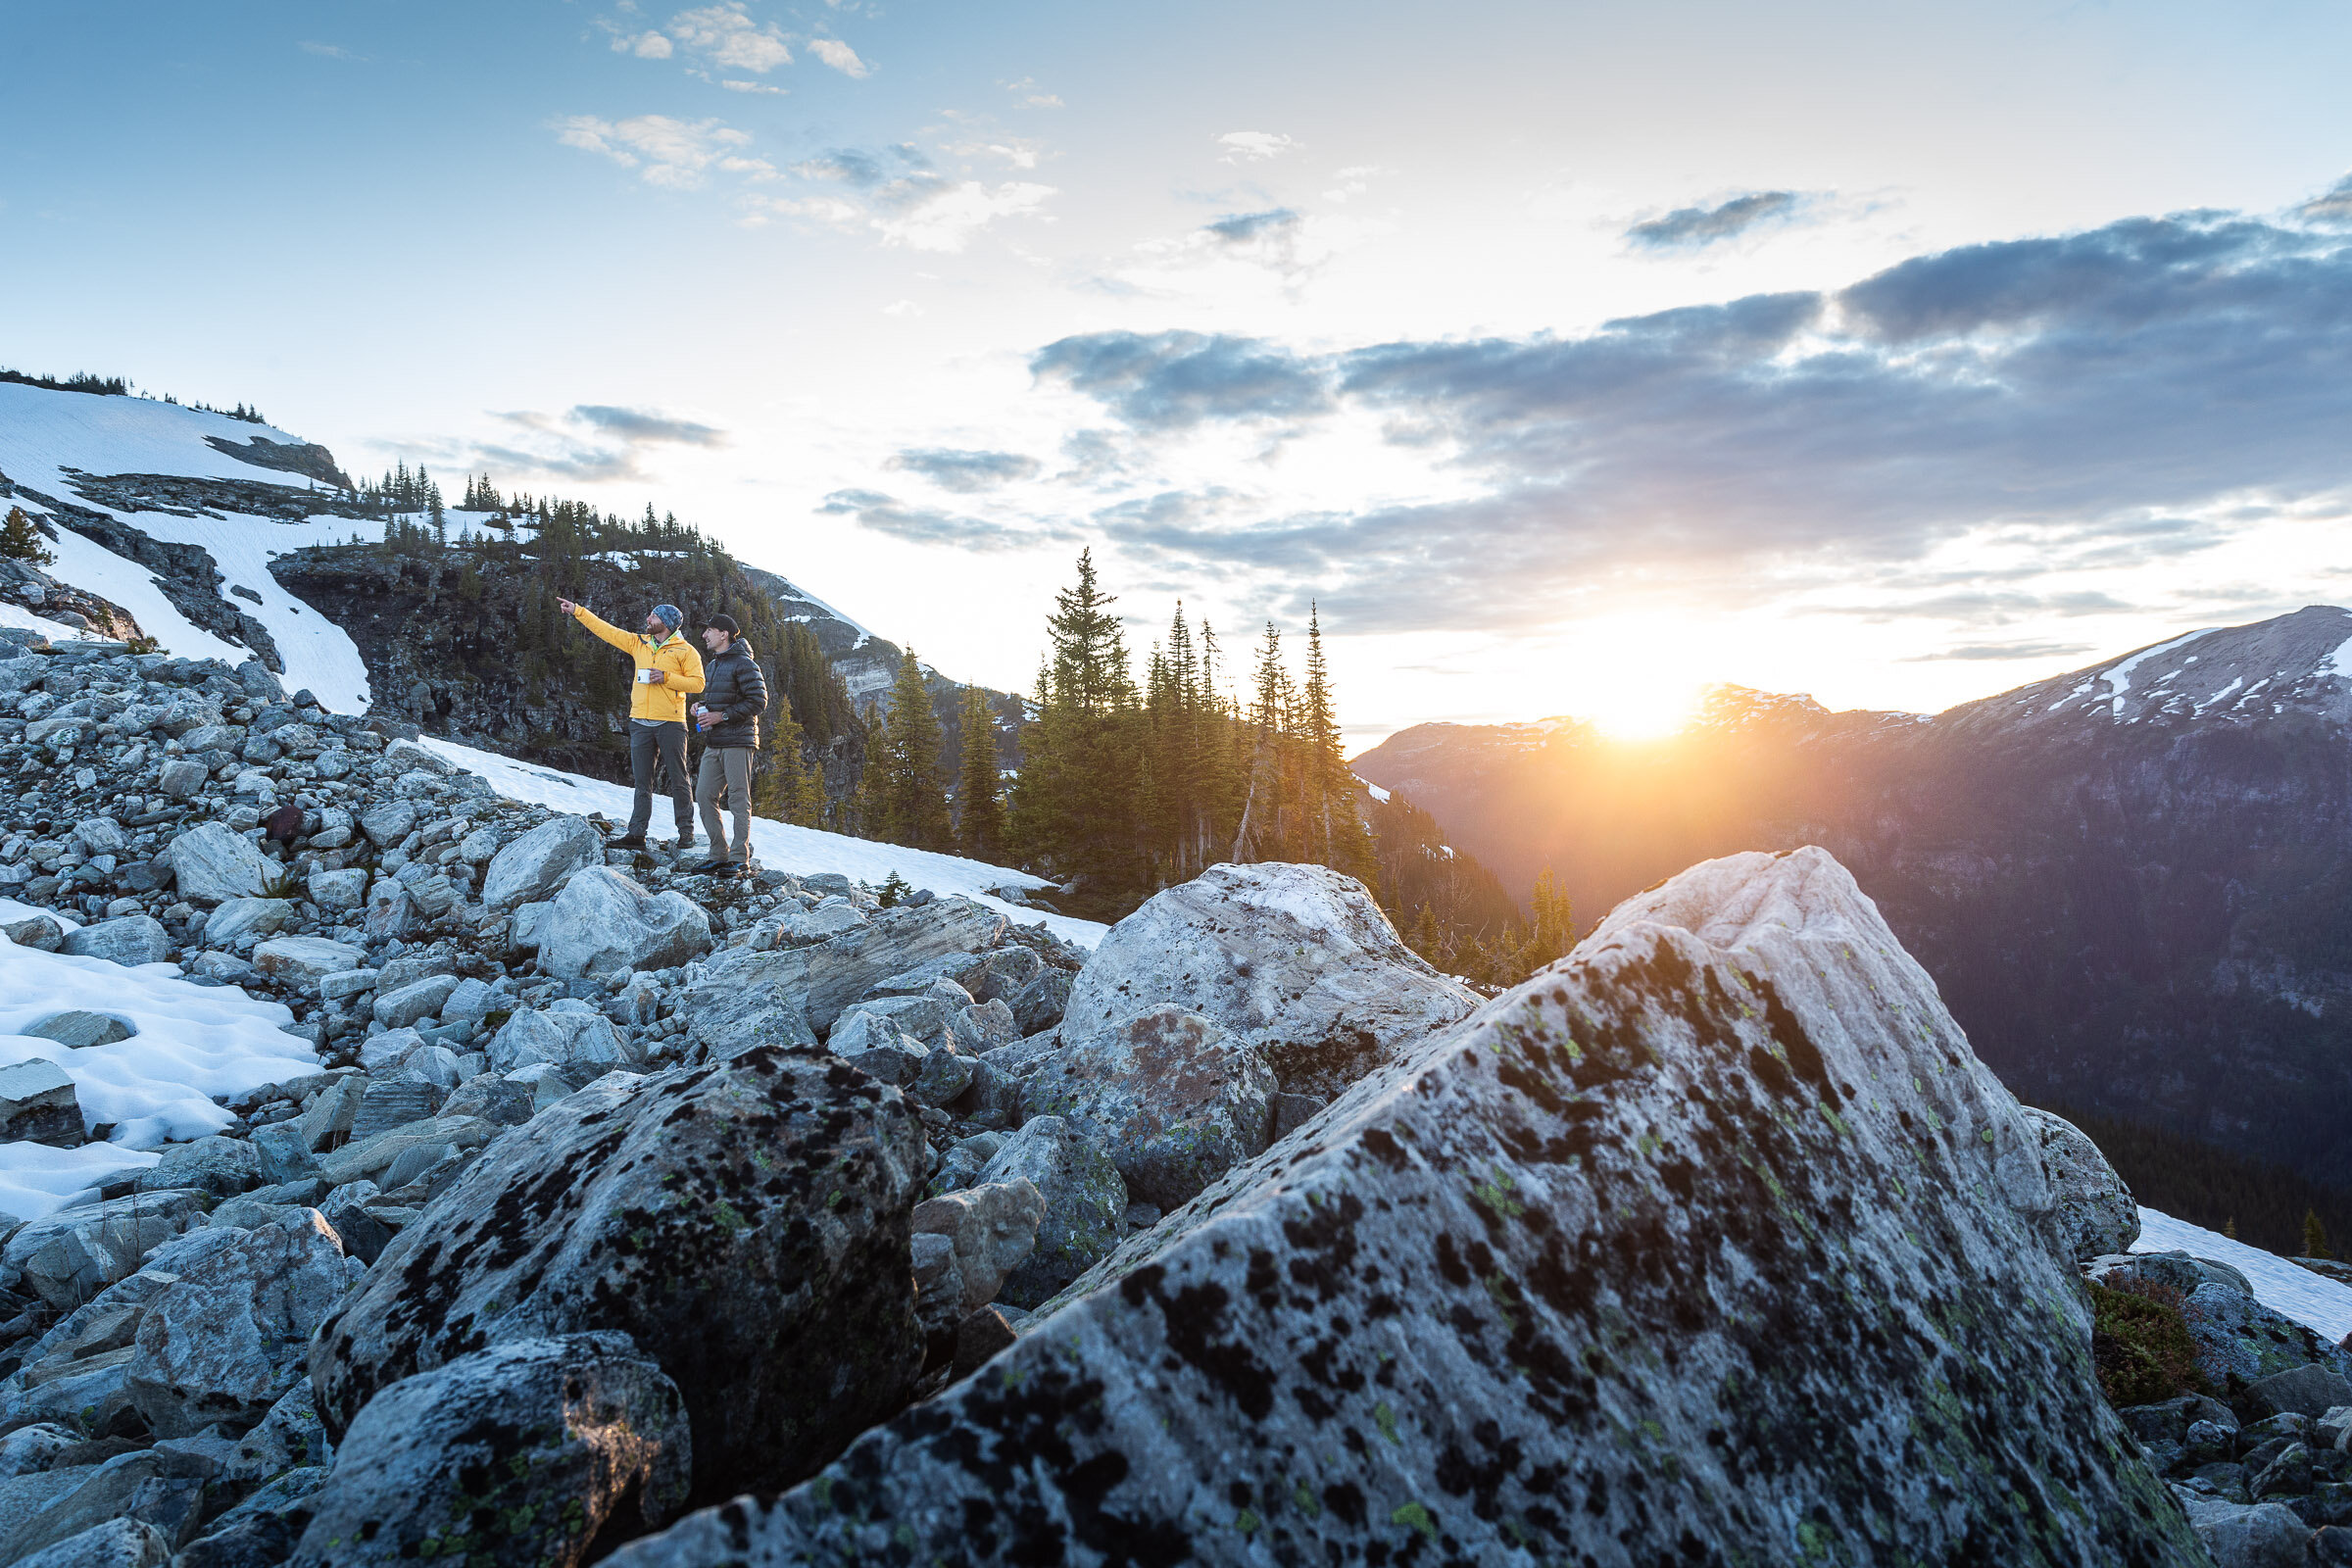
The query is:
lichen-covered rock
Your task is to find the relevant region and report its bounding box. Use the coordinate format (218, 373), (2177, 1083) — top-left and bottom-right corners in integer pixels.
(1058, 861), (1477, 1099)
(479, 813), (604, 912)
(2090, 1250), (2352, 1392)
(2021, 1105), (2139, 1261)
(310, 1049), (929, 1502)
(59, 914), (170, 966)
(291, 1334), (688, 1568)
(12, 1517), (172, 1568)
(690, 898), (1008, 1048)
(3, 1189), (209, 1309)
(2174, 1491), (2309, 1568)
(973, 1115), (1126, 1309)
(487, 1004), (638, 1074)
(1020, 1004), (1276, 1210)
(607, 849), (2203, 1568)
(126, 1213), (364, 1437)
(909, 1180), (1045, 1335)
(537, 867), (713, 979)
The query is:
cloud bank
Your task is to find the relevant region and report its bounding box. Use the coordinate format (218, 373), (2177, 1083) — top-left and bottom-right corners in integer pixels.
(1625, 190), (1805, 250)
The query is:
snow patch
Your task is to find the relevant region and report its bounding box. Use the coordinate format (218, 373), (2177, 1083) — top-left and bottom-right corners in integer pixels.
(419, 736), (1106, 949)
(2135, 1206), (2352, 1345)
(1359, 777), (1392, 804)
(2099, 629), (2217, 716)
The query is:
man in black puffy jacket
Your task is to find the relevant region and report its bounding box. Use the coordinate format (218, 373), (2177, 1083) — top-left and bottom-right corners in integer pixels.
(688, 613), (769, 875)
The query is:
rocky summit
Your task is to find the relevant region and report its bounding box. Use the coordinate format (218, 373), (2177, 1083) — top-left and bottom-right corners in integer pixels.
(0, 631), (2298, 1565)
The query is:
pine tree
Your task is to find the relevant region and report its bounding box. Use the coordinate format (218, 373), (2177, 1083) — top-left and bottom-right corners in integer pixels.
(867, 650), (952, 849)
(1008, 550), (1146, 908)
(0, 508), (53, 566)
(2306, 1206), (2330, 1259)
(956, 684), (1004, 862)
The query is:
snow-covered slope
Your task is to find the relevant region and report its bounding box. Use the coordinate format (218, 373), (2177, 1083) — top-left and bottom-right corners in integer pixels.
(2134, 1205), (2352, 1344)
(423, 736), (1104, 950)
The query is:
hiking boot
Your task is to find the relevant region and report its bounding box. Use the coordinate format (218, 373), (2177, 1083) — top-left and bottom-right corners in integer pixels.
(689, 858), (735, 876)
(610, 834), (647, 851)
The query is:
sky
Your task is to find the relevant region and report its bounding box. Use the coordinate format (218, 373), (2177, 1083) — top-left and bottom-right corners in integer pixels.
(5, 1), (2352, 742)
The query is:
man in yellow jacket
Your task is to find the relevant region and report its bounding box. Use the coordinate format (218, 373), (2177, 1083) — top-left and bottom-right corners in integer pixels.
(557, 597), (707, 850)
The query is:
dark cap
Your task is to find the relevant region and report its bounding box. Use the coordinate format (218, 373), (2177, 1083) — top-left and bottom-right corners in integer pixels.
(705, 613), (740, 637)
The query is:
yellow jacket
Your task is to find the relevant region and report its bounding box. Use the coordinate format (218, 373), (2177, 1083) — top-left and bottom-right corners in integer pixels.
(571, 607), (707, 722)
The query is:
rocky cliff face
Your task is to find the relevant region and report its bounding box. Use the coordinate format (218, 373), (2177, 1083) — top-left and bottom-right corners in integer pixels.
(1353, 606), (2352, 1186)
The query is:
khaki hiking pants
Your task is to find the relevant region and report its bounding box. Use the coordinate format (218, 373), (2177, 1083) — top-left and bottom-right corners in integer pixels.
(695, 746), (754, 862)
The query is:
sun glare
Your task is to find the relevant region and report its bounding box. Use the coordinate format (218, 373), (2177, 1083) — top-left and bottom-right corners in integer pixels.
(1563, 671), (1706, 742)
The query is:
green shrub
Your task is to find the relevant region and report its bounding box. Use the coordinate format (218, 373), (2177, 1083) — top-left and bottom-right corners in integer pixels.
(2089, 1278), (2207, 1405)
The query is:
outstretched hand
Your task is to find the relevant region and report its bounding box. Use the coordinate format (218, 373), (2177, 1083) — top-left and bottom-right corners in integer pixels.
(557, 598), (578, 616)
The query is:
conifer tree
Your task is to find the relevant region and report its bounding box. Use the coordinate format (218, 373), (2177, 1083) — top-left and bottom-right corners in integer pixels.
(956, 684), (1005, 862)
(0, 508), (53, 566)
(2306, 1206), (2331, 1259)
(869, 649), (952, 849)
(1008, 549), (1145, 907)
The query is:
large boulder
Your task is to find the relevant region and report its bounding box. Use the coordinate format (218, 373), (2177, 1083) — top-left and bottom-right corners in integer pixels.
(167, 823), (271, 905)
(480, 814), (605, 912)
(2022, 1105), (2139, 1261)
(606, 849), (2203, 1567)
(909, 1180), (1044, 1337)
(59, 915), (170, 967)
(487, 1004), (638, 1074)
(252, 936), (368, 984)
(1058, 861), (1478, 1098)
(3, 1190), (209, 1309)
(291, 1334), (688, 1568)
(126, 1214), (364, 1437)
(688, 898), (1010, 1051)
(538, 867), (712, 979)
(1020, 1004), (1277, 1209)
(973, 1114), (1127, 1308)
(310, 1050), (929, 1502)
(0, 1061), (81, 1147)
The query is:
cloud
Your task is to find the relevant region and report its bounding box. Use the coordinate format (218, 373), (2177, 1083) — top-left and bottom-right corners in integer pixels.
(666, 3), (790, 72)
(1003, 76), (1061, 108)
(1216, 130), (1296, 164)
(1901, 641), (2099, 662)
(1202, 208), (1298, 244)
(817, 489), (1076, 552)
(1025, 212), (2352, 633)
(888, 448), (1042, 492)
(1031, 330), (1331, 429)
(751, 144), (1053, 250)
(299, 40), (360, 59)
(721, 78), (784, 94)
(1625, 190), (1805, 250)
(807, 37), (869, 76)
(467, 405), (728, 484)
(613, 30), (674, 59)
(2294, 173), (2352, 225)
(553, 114), (773, 187)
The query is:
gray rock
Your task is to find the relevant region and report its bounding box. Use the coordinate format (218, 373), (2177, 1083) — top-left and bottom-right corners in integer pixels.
(310, 1049), (930, 1502)
(964, 945), (1045, 1004)
(0, 1060), (80, 1147)
(509, 901), (554, 951)
(132, 1135), (260, 1198)
(168, 823), (270, 905)
(759, 902), (868, 948)
(908, 1044), (976, 1108)
(252, 936), (368, 985)
(973, 1115), (1127, 1308)
(909, 1180), (1044, 1333)
(291, 1334), (688, 1568)
(2176, 1491), (2309, 1567)
(1271, 1090), (1328, 1141)
(949, 998), (1020, 1054)
(21, 1010), (130, 1051)
(0, 1448), (215, 1561)
(306, 867), (368, 910)
(316, 1114), (495, 1189)
(11, 1517), (172, 1568)
(833, 1015), (927, 1086)
(295, 1077), (361, 1152)
(70, 817), (128, 858)
(1019, 1004), (1277, 1210)
(1059, 860), (1478, 1099)
(362, 881), (415, 943)
(439, 975), (495, 1026)
(923, 1132), (1004, 1199)
(2245, 1363), (2352, 1420)
(372, 974), (462, 1029)
(0, 914), (65, 953)
(604, 848), (2200, 1568)
(686, 897), (1008, 1049)
(0, 1427), (75, 1479)
(440, 1073), (535, 1126)
(357, 1026), (426, 1073)
(202, 898), (294, 949)
(480, 814), (605, 912)
(537, 867), (711, 979)
(59, 915), (170, 967)
(835, 993), (949, 1046)
(125, 1213), (363, 1437)
(357, 801), (416, 848)
(3, 1189), (208, 1309)
(176, 1467), (325, 1568)
(487, 1006), (637, 1074)
(1004, 966), (1074, 1036)
(346, 1071), (446, 1141)
(157, 758), (208, 800)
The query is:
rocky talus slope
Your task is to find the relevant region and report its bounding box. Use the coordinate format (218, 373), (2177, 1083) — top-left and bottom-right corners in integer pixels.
(0, 629), (2319, 1564)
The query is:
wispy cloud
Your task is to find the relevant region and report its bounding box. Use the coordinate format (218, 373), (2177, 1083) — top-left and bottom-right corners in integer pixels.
(1216, 130), (1296, 165)
(747, 142), (1053, 251)
(807, 37), (869, 77)
(818, 489), (1076, 552)
(1902, 641), (2098, 662)
(467, 404), (729, 484)
(299, 40), (361, 60)
(1625, 190), (1807, 250)
(553, 114), (774, 188)
(888, 447), (1042, 492)
(666, 2), (790, 72)
(2299, 173), (2352, 225)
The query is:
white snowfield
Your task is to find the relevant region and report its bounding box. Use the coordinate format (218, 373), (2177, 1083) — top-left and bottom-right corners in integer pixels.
(2134, 1205), (2352, 1345)
(423, 736), (1105, 950)
(0, 899), (320, 1219)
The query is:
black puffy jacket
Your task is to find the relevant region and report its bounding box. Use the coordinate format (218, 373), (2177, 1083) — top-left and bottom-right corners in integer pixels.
(694, 639), (769, 750)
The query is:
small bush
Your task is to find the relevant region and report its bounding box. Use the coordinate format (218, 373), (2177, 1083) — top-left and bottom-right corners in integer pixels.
(2089, 1278), (2208, 1405)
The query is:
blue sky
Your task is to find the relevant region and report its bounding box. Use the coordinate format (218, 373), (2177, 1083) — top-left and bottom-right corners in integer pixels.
(6, 1), (2352, 736)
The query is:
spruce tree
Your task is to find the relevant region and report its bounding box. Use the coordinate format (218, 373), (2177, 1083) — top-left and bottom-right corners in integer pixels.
(872, 649), (952, 849)
(0, 508), (53, 566)
(956, 684), (1005, 862)
(2306, 1207), (2331, 1259)
(1008, 550), (1145, 908)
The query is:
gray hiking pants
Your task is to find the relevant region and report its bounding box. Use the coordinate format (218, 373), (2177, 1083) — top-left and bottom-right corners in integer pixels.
(695, 746), (754, 862)
(627, 720), (693, 840)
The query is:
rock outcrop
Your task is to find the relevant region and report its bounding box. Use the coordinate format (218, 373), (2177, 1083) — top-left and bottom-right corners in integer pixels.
(609, 848), (2202, 1566)
(1055, 861), (1477, 1098)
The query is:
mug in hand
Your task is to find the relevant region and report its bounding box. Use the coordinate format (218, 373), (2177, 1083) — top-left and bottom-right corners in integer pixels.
(636, 668), (659, 684)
